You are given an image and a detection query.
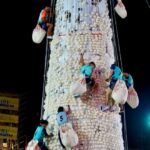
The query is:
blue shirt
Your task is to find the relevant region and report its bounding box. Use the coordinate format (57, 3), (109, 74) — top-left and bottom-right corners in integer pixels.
(122, 74), (133, 88)
(33, 126), (47, 142)
(57, 112), (68, 125)
(80, 64), (93, 77)
(111, 65), (122, 80)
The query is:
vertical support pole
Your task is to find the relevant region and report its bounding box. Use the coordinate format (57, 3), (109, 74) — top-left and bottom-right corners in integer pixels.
(41, 0), (57, 119)
(108, 0), (128, 149)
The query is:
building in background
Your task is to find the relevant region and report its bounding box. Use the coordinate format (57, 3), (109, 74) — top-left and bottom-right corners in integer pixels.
(0, 93), (19, 149)
(0, 93), (30, 150)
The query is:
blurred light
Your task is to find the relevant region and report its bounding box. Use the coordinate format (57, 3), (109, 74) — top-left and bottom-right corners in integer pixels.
(3, 142), (8, 147)
(147, 114), (150, 128)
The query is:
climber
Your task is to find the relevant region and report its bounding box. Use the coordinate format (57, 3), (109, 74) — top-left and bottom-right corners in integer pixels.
(33, 119), (54, 150)
(102, 64), (122, 111)
(38, 6), (54, 39)
(57, 105), (71, 149)
(57, 105), (79, 149)
(57, 105), (71, 126)
(122, 72), (134, 93)
(79, 53), (96, 90)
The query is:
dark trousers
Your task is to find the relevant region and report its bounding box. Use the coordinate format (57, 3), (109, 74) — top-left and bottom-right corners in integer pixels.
(38, 141), (48, 150)
(85, 77), (95, 89)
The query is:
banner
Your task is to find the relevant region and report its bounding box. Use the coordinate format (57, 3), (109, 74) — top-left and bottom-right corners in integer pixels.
(0, 96), (19, 111)
(0, 113), (19, 124)
(0, 126), (18, 140)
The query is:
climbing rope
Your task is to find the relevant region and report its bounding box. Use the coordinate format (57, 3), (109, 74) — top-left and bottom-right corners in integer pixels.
(41, 0), (57, 119)
(145, 0), (150, 9)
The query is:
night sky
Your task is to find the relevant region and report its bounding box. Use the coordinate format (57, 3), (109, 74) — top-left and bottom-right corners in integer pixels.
(0, 0), (150, 149)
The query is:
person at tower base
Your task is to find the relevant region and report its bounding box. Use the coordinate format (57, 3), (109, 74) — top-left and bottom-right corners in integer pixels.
(32, 119), (53, 150)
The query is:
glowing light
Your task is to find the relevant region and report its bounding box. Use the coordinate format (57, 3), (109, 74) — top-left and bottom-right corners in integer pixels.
(147, 115), (150, 128)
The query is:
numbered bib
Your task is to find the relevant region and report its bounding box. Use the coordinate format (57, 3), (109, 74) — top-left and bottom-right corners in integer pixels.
(57, 112), (68, 125)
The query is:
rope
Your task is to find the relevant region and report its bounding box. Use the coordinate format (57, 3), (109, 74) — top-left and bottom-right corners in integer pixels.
(111, 4), (128, 150)
(112, 6), (123, 70)
(111, 0), (127, 147)
(41, 0), (56, 119)
(108, 0), (128, 149)
(51, 0), (56, 23)
(145, 0), (150, 9)
(108, 0), (119, 66)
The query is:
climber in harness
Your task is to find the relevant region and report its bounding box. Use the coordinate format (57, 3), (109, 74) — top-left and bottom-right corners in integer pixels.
(32, 119), (53, 150)
(56, 105), (79, 149)
(123, 72), (139, 109)
(103, 64), (122, 111)
(38, 6), (54, 39)
(79, 53), (96, 90)
(57, 106), (71, 149)
(122, 72), (134, 92)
